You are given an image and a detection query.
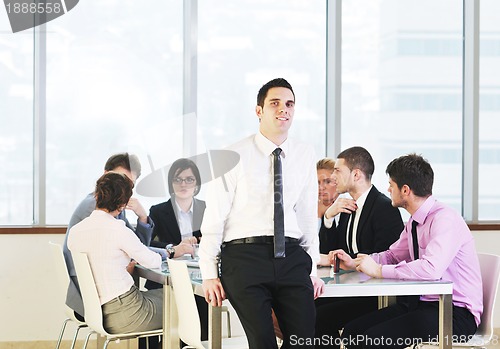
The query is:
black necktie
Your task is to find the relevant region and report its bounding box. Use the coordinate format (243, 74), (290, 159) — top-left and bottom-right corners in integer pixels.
(273, 148), (285, 258)
(347, 210), (356, 254)
(411, 220), (419, 260)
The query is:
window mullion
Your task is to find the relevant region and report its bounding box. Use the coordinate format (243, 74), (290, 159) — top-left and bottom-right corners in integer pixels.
(183, 0), (198, 157)
(326, 0), (342, 157)
(462, 0), (480, 222)
(33, 23), (47, 226)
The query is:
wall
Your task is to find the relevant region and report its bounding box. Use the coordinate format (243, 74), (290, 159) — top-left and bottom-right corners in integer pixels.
(0, 234), (244, 345)
(0, 231), (498, 343)
(0, 234), (70, 342)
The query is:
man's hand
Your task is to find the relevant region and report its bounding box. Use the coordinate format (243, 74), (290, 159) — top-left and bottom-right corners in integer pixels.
(311, 276), (325, 299)
(318, 253), (331, 267)
(202, 278), (226, 307)
(173, 242), (194, 257)
(126, 197), (148, 224)
(328, 249), (356, 270)
(181, 236), (198, 245)
(324, 198), (357, 219)
(126, 260), (137, 275)
(354, 254), (382, 278)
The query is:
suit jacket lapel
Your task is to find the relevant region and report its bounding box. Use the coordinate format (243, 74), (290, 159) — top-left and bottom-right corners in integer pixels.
(355, 186), (379, 248)
(165, 199), (181, 239)
(338, 212), (350, 252)
(192, 199), (205, 231)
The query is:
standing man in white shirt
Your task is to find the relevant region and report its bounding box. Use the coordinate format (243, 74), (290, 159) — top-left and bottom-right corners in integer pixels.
(199, 78), (325, 348)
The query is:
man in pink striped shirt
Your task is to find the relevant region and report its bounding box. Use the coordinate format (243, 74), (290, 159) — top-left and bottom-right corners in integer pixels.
(333, 153), (482, 349)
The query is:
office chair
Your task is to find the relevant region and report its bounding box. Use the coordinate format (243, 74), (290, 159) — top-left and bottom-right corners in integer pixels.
(72, 251), (163, 349)
(49, 241), (88, 349)
(167, 259), (249, 348)
(418, 253), (500, 349)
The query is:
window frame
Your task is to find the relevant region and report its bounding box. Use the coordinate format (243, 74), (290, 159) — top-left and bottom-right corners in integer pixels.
(1, 0), (498, 233)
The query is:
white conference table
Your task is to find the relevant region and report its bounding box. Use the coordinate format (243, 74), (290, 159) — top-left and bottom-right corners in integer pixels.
(134, 260), (223, 349)
(135, 262), (453, 349)
(317, 267), (453, 349)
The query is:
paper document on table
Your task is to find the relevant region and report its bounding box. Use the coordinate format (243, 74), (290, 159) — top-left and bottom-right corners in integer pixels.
(176, 255), (199, 268)
(184, 259), (199, 268)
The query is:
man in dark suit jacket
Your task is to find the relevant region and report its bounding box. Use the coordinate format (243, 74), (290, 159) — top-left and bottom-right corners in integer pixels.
(332, 185), (402, 257)
(315, 146), (403, 348)
(318, 217), (337, 254)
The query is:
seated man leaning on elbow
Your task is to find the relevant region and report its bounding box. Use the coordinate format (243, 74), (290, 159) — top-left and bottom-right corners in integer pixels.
(331, 153), (482, 349)
(314, 146), (403, 348)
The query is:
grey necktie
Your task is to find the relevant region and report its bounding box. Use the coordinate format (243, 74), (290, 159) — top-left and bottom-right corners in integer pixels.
(272, 148), (285, 258)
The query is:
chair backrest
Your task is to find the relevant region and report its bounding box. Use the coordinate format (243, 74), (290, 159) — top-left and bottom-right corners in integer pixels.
(475, 253), (500, 342)
(49, 242), (71, 303)
(167, 259), (204, 349)
(72, 251), (109, 336)
(49, 241), (84, 323)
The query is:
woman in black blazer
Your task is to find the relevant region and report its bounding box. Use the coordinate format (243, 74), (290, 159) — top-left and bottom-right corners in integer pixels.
(145, 158), (208, 343)
(149, 158), (205, 248)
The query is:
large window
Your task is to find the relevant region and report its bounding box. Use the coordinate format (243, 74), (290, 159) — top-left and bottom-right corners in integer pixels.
(1, 0), (500, 226)
(44, 1), (183, 223)
(197, 0), (326, 156)
(342, 0), (463, 219)
(0, 11), (33, 225)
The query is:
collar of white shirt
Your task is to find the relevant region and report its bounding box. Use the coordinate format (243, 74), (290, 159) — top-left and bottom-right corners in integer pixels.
(174, 198), (194, 215)
(355, 185), (372, 211)
(255, 131), (289, 158)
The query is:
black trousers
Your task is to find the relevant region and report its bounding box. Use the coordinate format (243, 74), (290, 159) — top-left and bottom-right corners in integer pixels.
(341, 301), (477, 349)
(314, 296), (378, 348)
(221, 242), (315, 349)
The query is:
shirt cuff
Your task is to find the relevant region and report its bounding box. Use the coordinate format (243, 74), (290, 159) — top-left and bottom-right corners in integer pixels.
(137, 216), (154, 228)
(323, 215), (335, 229)
(149, 246), (167, 260)
(381, 264), (397, 279)
(310, 265), (318, 277)
(199, 260), (219, 280)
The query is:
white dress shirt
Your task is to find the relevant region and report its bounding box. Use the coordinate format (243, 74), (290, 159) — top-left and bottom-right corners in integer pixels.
(322, 187), (372, 254)
(348, 185), (371, 254)
(323, 193), (349, 229)
(174, 199), (194, 241)
(68, 210), (161, 305)
(199, 132), (319, 279)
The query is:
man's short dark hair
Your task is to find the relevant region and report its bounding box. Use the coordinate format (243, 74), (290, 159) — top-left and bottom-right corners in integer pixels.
(337, 146), (375, 180)
(104, 153), (141, 178)
(385, 153), (433, 197)
(257, 78), (295, 107)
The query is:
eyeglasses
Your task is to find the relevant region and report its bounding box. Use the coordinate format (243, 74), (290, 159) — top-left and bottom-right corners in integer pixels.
(172, 176), (196, 185)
